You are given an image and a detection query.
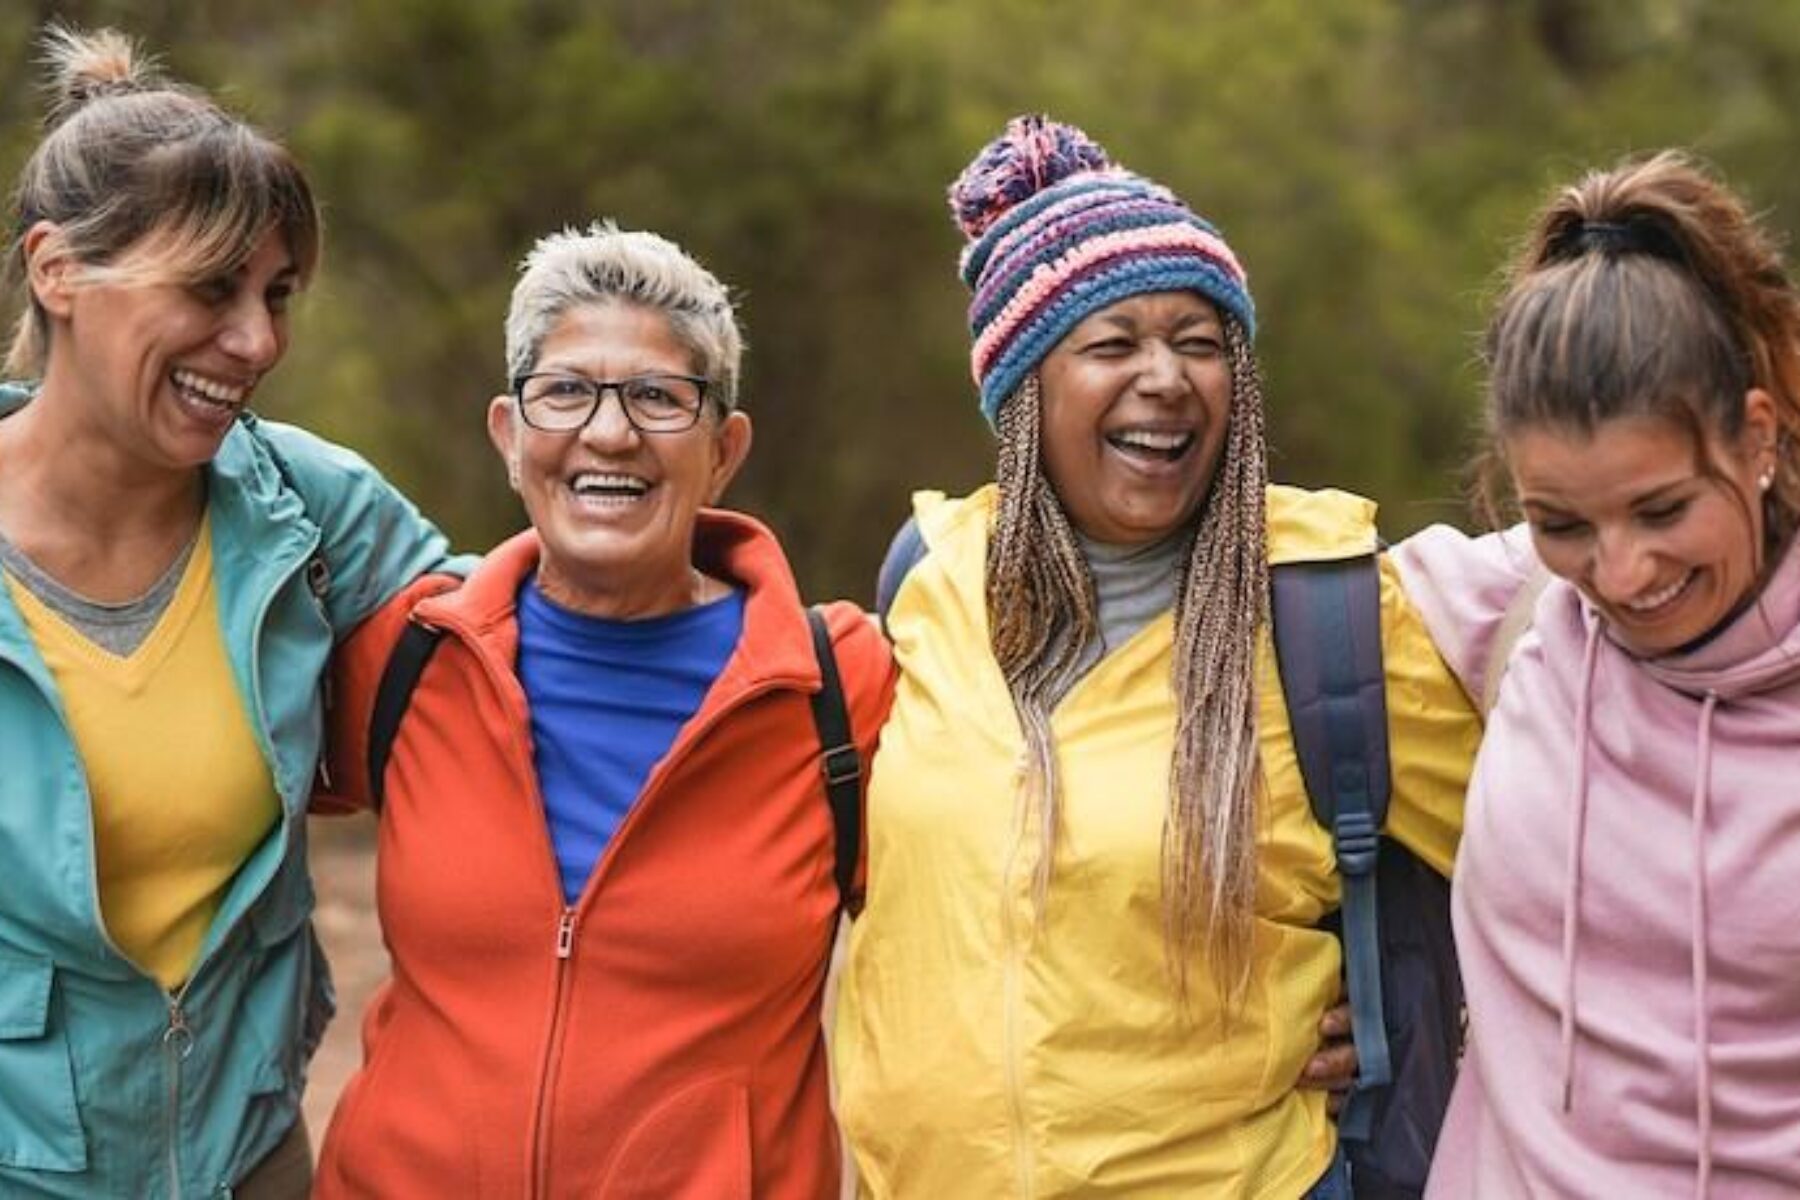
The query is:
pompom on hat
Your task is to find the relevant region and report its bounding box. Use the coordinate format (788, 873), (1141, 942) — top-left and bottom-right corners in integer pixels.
(950, 114), (1255, 428)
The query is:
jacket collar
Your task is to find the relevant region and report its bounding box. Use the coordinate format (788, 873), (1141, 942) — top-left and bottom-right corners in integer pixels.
(416, 506), (822, 691)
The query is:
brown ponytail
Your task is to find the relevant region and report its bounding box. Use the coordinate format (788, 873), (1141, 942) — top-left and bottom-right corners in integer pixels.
(1482, 150), (1800, 550)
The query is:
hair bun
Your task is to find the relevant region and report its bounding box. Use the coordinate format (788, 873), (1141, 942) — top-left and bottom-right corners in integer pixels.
(39, 24), (161, 127)
(949, 114), (1112, 241)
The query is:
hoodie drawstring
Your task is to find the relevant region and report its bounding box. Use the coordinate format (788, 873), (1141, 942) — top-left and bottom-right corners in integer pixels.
(1557, 612), (1721, 1197)
(1557, 621), (1604, 1113)
(1691, 691), (1719, 1199)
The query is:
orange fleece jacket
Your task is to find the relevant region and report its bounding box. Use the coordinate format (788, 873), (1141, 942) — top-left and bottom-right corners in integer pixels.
(312, 510), (893, 1198)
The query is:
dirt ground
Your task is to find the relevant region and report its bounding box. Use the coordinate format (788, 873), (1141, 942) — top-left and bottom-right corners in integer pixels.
(303, 814), (386, 1147)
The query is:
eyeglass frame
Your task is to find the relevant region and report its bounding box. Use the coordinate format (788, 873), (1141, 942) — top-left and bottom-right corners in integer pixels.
(509, 370), (717, 434)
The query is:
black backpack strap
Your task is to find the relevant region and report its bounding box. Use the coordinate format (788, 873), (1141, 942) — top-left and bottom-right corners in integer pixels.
(367, 620), (444, 812)
(875, 515), (927, 633)
(1270, 554), (1393, 1143)
(805, 606), (861, 912)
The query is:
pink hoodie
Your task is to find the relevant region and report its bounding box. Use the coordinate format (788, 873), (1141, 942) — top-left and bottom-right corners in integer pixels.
(1393, 526), (1800, 1199)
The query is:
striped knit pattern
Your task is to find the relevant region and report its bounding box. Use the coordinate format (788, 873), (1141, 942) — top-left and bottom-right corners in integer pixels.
(955, 147), (1255, 428)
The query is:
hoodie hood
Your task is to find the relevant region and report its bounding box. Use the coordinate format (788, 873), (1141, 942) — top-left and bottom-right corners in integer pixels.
(1636, 536), (1800, 700)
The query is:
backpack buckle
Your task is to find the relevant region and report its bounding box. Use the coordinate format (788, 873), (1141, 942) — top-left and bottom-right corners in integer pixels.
(1333, 810), (1381, 876)
(821, 743), (861, 787)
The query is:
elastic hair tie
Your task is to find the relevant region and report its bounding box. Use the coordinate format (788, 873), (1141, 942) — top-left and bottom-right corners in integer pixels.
(1551, 217), (1681, 264)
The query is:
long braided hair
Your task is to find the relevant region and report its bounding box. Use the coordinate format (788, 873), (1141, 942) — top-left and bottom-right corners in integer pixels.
(985, 317), (1270, 1000)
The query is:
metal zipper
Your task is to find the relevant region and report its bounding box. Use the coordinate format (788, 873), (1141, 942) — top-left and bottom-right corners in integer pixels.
(530, 907), (579, 1198)
(163, 985), (196, 1199)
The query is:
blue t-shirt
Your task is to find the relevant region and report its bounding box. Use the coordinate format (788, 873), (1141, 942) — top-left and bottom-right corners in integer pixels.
(517, 576), (745, 903)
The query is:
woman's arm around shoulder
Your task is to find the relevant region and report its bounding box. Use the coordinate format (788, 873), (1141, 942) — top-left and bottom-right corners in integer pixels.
(1388, 523), (1543, 707)
(310, 573), (462, 816)
(1374, 548), (1490, 876)
(247, 419), (468, 633)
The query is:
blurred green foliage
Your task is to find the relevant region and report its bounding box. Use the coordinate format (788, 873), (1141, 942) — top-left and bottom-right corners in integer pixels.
(4, 0), (1799, 600)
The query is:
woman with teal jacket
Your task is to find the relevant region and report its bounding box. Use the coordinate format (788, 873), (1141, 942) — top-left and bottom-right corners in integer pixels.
(0, 27), (448, 1197)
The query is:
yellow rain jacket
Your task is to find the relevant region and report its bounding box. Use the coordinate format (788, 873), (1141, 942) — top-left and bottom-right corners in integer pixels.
(833, 485), (1480, 1198)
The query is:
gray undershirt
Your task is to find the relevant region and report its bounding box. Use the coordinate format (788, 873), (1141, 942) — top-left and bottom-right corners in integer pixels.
(0, 529), (197, 656)
(1049, 529), (1189, 703)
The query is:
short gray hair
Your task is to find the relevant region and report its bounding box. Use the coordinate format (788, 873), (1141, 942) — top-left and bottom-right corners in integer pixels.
(504, 222), (743, 410)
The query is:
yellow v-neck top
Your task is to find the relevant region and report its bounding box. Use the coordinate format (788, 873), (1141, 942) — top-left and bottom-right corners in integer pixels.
(6, 515), (281, 989)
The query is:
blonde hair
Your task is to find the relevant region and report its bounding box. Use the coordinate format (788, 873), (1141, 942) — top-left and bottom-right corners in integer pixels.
(986, 316), (1270, 1000)
(5, 24), (321, 374)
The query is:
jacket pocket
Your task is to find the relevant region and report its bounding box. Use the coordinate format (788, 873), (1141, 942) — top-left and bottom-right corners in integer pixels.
(243, 860), (335, 1094)
(0, 953), (87, 1172)
(239, 901), (326, 1103)
(597, 1074), (752, 1200)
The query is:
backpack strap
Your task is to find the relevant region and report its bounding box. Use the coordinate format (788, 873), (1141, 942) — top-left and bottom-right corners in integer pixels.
(805, 606), (862, 912)
(875, 515), (927, 632)
(1270, 553), (1393, 1143)
(1479, 562), (1551, 716)
(367, 620), (445, 812)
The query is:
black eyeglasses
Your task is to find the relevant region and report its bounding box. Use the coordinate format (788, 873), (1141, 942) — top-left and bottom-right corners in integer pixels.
(511, 371), (712, 433)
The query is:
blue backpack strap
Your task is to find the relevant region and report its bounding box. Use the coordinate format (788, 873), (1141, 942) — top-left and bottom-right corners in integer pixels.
(1270, 553), (1393, 1143)
(875, 515), (927, 632)
(805, 606), (862, 913)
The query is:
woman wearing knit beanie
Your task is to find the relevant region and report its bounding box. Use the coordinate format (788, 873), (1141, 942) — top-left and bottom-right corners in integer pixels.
(831, 116), (1481, 1197)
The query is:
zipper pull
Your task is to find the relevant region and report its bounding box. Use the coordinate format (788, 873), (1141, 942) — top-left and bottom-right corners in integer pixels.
(163, 1001), (195, 1060)
(554, 909), (576, 960)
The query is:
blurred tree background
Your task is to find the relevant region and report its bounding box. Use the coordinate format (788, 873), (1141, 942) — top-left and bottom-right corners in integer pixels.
(4, 0), (1799, 601)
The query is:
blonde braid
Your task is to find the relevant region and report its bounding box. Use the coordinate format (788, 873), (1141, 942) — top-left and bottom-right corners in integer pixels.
(1166, 318), (1270, 1002)
(987, 374), (1101, 910)
(984, 322), (1271, 998)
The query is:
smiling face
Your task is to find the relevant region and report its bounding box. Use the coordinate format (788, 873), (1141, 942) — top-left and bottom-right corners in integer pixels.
(1508, 394), (1779, 655)
(487, 301), (752, 618)
(1035, 291), (1233, 546)
(33, 224), (297, 473)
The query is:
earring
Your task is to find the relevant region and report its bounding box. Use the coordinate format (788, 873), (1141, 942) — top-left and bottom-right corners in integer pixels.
(1759, 469), (1775, 492)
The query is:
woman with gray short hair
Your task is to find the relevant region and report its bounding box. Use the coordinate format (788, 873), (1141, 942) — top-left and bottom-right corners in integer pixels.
(311, 222), (893, 1198)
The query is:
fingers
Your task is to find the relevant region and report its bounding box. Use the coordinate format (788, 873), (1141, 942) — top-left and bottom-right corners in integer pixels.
(1299, 999), (1359, 1099)
(1300, 1042), (1358, 1092)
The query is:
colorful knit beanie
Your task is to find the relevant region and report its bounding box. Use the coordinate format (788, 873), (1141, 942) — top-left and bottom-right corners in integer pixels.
(951, 114), (1256, 428)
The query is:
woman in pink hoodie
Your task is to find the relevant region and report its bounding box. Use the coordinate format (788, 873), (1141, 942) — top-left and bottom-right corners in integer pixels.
(1395, 152), (1800, 1197)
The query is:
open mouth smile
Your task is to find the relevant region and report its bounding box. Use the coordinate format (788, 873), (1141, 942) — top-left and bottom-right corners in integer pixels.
(1106, 428), (1195, 463)
(568, 470), (653, 506)
(171, 368), (251, 417)
(1619, 569), (1696, 617)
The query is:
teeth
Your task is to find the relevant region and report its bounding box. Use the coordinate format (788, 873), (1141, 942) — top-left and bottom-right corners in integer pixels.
(571, 472), (649, 496)
(1110, 429), (1193, 453)
(171, 369), (248, 408)
(1625, 572), (1692, 612)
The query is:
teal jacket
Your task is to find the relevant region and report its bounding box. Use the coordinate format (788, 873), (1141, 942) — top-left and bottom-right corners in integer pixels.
(0, 386), (452, 1197)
